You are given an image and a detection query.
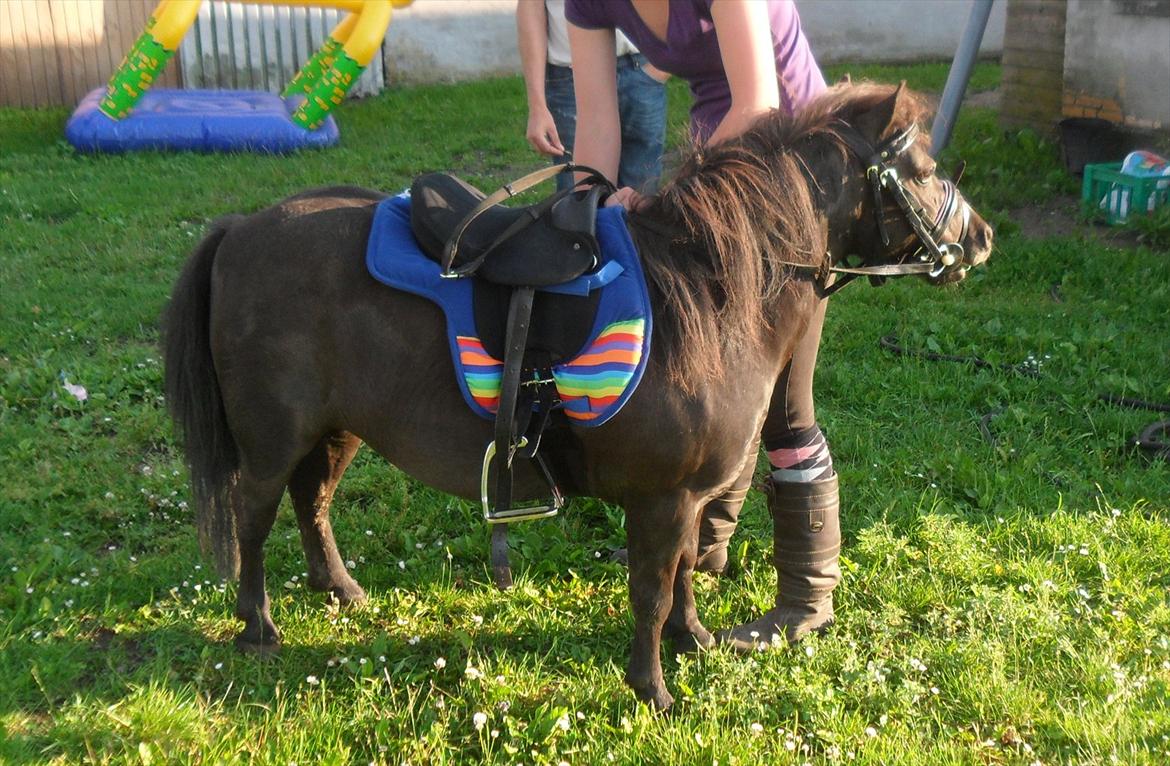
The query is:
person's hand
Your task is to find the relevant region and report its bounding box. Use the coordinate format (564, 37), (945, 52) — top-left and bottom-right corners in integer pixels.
(526, 106), (566, 157)
(605, 186), (650, 211)
(642, 62), (671, 84)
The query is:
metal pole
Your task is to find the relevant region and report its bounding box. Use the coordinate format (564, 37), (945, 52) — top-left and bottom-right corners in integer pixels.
(930, 0), (996, 156)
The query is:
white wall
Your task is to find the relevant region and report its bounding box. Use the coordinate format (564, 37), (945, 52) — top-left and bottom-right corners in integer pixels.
(1064, 0), (1170, 128)
(800, 0), (1005, 64)
(177, 0), (1008, 93)
(380, 0), (1006, 83)
(383, 0), (518, 84)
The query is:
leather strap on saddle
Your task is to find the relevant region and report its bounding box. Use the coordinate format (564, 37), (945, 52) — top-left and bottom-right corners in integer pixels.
(493, 286), (536, 518)
(442, 162), (612, 272)
(410, 163), (615, 286)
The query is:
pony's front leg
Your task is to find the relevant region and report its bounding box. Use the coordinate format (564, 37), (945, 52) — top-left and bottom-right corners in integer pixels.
(662, 507), (714, 653)
(624, 495), (700, 711)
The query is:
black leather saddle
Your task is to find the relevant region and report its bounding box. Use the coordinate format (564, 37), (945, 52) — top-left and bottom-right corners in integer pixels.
(410, 164), (612, 285)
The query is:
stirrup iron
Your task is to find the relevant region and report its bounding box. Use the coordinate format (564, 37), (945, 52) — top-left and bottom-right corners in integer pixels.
(480, 438), (563, 524)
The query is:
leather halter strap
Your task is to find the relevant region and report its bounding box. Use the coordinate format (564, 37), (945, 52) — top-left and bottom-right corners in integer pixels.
(844, 121), (971, 278)
(776, 121), (970, 297)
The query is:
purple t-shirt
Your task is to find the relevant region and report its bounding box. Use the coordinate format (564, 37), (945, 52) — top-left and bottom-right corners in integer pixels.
(566, 0), (826, 140)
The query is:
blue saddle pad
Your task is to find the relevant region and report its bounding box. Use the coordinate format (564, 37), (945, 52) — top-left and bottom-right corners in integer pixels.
(366, 193), (652, 426)
(65, 88), (338, 154)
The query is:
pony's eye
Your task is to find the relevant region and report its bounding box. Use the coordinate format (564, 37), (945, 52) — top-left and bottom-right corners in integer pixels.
(913, 175), (930, 186)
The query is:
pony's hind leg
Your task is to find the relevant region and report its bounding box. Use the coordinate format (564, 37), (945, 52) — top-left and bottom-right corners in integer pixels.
(287, 432), (367, 605)
(233, 469), (287, 651)
(624, 494), (702, 711)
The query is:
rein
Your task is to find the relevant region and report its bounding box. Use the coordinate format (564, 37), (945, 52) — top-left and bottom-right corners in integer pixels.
(779, 122), (972, 298)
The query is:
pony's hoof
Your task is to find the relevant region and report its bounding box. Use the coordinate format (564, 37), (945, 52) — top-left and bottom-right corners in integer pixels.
(329, 582), (367, 606)
(628, 675), (675, 712)
(234, 619), (281, 654)
(235, 635), (282, 655)
(309, 572), (367, 605)
(665, 626), (715, 655)
(640, 687), (675, 712)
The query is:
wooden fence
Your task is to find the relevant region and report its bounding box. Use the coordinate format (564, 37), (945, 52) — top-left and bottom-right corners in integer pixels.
(0, 0), (381, 109)
(1, 0), (180, 108)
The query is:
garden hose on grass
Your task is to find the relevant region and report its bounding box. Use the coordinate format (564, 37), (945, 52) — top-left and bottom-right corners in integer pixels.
(878, 334), (1042, 377)
(1098, 394), (1170, 460)
(879, 334), (1169, 461)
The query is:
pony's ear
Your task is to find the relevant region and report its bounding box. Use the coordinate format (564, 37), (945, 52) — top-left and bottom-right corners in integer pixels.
(838, 73), (852, 85)
(854, 80), (909, 142)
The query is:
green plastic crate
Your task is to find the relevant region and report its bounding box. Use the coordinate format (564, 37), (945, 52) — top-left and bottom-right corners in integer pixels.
(1082, 161), (1170, 224)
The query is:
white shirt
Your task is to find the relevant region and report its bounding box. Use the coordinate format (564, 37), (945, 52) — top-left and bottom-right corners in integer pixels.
(545, 0), (638, 68)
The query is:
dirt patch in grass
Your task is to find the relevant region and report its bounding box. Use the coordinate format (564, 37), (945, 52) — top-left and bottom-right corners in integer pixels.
(965, 89), (1000, 110)
(1008, 193), (1146, 248)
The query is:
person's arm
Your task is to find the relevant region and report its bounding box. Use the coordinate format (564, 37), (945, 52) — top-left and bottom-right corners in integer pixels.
(705, 0), (781, 146)
(517, 1), (564, 157)
(567, 22), (621, 184)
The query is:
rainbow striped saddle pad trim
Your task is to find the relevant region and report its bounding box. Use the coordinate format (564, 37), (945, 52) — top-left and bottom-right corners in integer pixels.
(366, 193), (652, 426)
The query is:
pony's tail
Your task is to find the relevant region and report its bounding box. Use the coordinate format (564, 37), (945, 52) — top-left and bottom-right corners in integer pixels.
(163, 216), (244, 579)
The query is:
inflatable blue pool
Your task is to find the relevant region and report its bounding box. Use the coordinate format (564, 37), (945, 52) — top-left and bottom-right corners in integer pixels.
(66, 88), (339, 154)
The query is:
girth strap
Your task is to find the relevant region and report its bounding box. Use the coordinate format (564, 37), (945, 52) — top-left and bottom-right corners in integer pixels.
(490, 289), (562, 516)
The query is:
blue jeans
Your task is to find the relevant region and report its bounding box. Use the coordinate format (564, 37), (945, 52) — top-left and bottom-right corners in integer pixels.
(545, 53), (667, 193)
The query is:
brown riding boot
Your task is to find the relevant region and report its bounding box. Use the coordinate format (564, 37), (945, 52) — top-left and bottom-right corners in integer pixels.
(694, 445), (758, 574)
(718, 472), (840, 650)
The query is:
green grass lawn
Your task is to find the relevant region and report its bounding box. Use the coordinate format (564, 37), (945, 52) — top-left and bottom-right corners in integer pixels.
(2, 62), (1168, 765)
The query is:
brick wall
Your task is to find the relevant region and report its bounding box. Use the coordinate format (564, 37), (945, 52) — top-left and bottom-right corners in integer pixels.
(1062, 93), (1125, 122)
(999, 0), (1067, 134)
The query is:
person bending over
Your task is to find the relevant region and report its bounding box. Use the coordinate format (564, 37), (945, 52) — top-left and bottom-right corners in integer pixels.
(567, 0), (836, 648)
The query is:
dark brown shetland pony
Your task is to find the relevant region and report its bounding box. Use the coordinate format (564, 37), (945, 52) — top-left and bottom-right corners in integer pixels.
(164, 83), (992, 710)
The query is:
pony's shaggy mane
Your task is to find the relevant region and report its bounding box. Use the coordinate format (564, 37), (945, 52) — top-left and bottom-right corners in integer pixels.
(628, 82), (932, 393)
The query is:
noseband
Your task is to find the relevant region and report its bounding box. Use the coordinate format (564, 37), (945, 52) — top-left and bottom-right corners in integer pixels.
(788, 121), (972, 297)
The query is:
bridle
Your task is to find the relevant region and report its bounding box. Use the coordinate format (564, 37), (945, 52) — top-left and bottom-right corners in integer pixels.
(784, 121), (972, 298)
